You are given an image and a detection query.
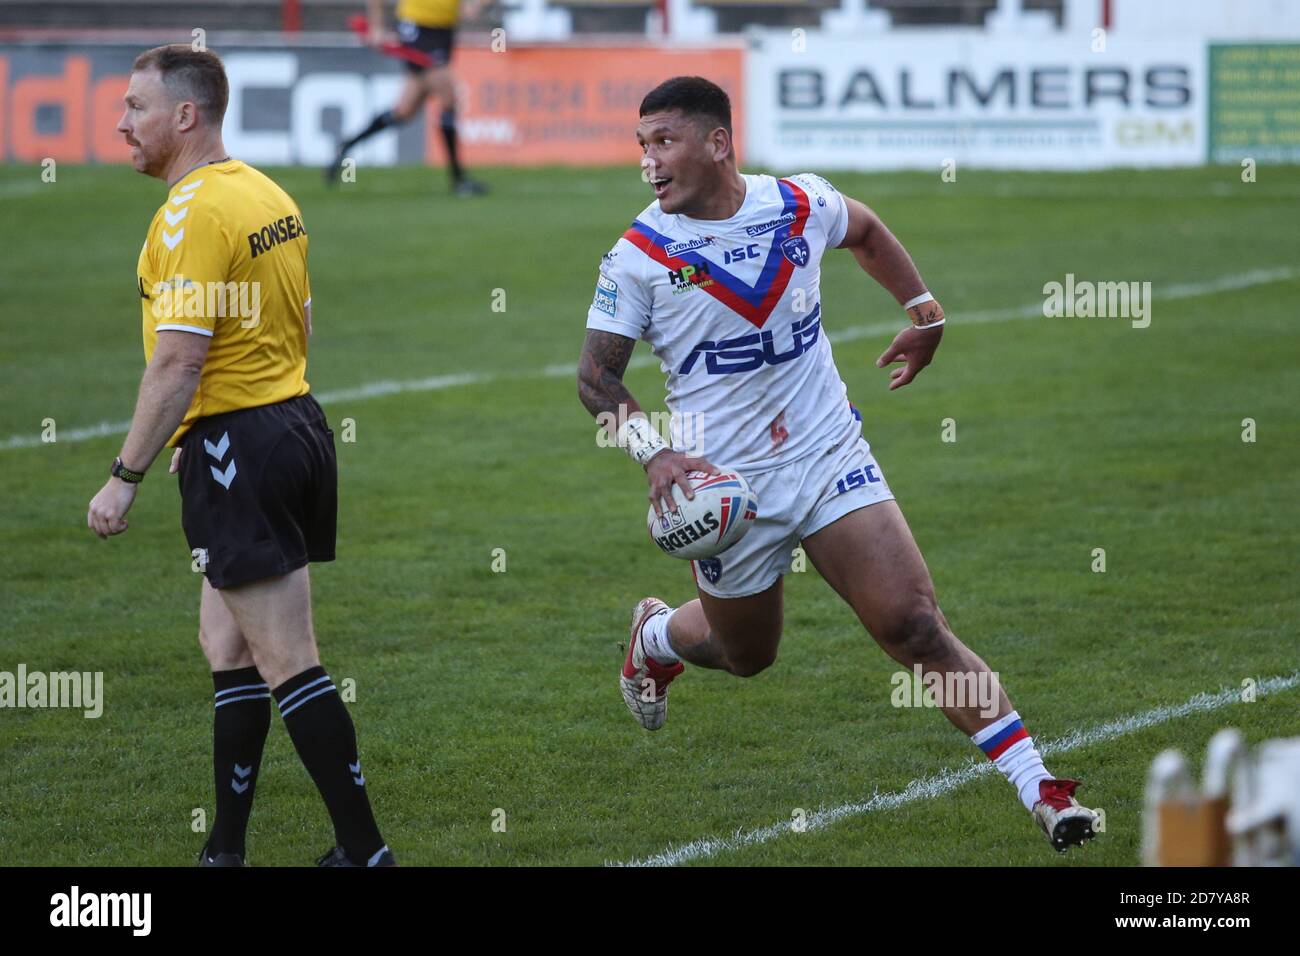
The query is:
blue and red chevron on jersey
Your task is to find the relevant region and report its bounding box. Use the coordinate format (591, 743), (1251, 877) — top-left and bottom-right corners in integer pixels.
(620, 178), (812, 329)
(585, 171), (859, 477)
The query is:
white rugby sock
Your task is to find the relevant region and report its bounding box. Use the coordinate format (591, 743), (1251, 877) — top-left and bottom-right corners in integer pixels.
(641, 607), (680, 665)
(970, 711), (1052, 812)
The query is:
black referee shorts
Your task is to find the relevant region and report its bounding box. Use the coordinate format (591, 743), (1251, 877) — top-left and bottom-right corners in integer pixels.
(396, 19), (455, 72)
(178, 394), (337, 590)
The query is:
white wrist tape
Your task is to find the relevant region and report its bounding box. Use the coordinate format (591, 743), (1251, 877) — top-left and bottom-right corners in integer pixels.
(903, 292), (935, 310)
(912, 318), (945, 330)
(618, 415), (670, 467)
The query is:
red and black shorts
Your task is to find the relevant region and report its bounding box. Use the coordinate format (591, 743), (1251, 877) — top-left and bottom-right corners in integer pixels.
(396, 20), (455, 72)
(178, 394), (337, 590)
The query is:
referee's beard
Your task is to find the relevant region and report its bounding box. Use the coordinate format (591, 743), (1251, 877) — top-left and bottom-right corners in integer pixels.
(131, 127), (184, 181)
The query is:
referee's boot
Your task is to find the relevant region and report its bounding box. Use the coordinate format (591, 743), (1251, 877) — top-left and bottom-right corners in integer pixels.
(453, 175), (488, 197)
(198, 841), (245, 867)
(317, 844), (398, 867)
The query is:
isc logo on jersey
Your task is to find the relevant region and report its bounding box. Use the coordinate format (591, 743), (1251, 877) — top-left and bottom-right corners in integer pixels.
(647, 470), (758, 560)
(679, 306), (821, 375)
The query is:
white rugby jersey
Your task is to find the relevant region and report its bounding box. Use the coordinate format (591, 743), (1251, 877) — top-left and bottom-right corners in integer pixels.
(586, 172), (861, 476)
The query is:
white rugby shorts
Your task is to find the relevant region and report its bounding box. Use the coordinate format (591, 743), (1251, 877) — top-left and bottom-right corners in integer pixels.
(690, 431), (894, 598)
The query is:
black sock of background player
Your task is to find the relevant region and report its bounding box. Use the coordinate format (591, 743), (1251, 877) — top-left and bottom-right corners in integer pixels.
(440, 109), (464, 181)
(341, 109), (398, 154)
(209, 666), (271, 858)
(274, 666), (386, 864)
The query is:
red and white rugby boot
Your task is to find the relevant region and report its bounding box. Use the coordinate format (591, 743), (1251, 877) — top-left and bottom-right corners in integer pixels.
(1033, 778), (1100, 852)
(621, 597), (685, 731)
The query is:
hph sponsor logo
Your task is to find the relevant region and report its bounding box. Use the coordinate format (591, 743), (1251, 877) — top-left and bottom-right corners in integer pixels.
(667, 261), (714, 293)
(148, 275), (263, 329)
(890, 663), (1001, 719)
(1042, 273), (1152, 328)
(0, 664), (102, 718)
(49, 886), (151, 936)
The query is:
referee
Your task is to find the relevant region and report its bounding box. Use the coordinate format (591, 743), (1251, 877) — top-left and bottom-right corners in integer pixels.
(327, 0), (488, 195)
(87, 45), (394, 867)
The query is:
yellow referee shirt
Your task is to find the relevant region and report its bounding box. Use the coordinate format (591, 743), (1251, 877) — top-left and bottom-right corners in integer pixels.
(137, 159), (311, 446)
(397, 0), (460, 28)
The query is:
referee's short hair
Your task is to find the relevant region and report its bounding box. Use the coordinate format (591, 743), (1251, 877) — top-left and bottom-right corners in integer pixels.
(132, 44), (229, 125)
(639, 76), (732, 135)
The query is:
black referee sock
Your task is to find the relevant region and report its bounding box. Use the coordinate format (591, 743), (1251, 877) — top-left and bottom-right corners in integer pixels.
(209, 666), (271, 857)
(341, 109), (399, 154)
(440, 108), (464, 181)
(274, 666), (386, 865)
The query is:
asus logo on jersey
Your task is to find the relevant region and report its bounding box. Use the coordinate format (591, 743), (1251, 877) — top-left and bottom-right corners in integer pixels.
(667, 262), (714, 292)
(678, 307), (821, 376)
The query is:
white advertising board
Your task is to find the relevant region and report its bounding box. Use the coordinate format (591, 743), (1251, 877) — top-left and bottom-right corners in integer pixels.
(745, 31), (1206, 170)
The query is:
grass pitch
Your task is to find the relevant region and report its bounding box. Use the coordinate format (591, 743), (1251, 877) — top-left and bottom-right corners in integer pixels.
(0, 163), (1297, 866)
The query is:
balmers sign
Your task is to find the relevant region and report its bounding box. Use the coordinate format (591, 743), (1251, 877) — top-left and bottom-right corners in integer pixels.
(745, 34), (1204, 169)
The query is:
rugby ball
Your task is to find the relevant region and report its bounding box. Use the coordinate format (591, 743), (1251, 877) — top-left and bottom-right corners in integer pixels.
(646, 470), (758, 561)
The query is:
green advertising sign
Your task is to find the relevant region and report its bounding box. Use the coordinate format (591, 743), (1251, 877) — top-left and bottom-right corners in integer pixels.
(1209, 44), (1300, 163)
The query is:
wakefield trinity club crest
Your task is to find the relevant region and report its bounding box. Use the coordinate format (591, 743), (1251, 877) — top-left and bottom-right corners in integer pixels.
(780, 236), (811, 268)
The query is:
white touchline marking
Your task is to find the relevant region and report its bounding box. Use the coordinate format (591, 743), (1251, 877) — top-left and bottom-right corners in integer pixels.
(3, 266), (1296, 452)
(607, 672), (1300, 867)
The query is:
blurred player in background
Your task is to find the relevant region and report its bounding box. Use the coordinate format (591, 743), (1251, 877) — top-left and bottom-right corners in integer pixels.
(326, 0), (488, 195)
(87, 45), (395, 866)
(577, 76), (1100, 852)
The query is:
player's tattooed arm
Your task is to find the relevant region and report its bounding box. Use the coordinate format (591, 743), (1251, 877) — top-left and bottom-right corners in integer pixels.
(577, 329), (718, 514)
(577, 329), (644, 426)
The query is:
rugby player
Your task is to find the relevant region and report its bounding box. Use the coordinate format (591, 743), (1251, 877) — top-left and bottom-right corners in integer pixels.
(576, 76), (1100, 852)
(326, 0), (488, 195)
(87, 45), (394, 866)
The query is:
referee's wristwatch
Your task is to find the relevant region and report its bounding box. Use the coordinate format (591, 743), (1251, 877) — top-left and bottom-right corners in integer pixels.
(110, 457), (146, 484)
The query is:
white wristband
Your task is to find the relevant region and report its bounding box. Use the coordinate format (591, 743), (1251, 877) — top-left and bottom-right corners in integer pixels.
(903, 292), (935, 310)
(618, 415), (670, 467)
(912, 318), (945, 330)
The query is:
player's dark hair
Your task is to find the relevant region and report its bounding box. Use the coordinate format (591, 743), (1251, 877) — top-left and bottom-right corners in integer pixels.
(132, 44), (229, 125)
(639, 76), (732, 134)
